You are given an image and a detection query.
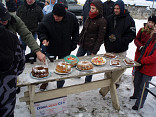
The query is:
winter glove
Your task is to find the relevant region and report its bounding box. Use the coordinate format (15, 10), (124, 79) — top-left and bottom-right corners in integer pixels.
(109, 34), (116, 42)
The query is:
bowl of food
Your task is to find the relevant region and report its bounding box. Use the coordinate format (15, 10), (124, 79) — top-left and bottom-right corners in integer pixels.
(64, 55), (79, 67)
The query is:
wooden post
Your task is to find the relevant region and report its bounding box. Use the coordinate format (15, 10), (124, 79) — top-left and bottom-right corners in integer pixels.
(28, 85), (36, 117)
(99, 69), (125, 110)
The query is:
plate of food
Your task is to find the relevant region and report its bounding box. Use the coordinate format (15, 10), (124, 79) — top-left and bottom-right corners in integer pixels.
(123, 58), (135, 65)
(30, 65), (51, 79)
(104, 53), (117, 59)
(54, 69), (72, 75)
(110, 59), (121, 66)
(76, 61), (94, 71)
(91, 56), (106, 65)
(54, 62), (72, 75)
(30, 72), (52, 80)
(64, 55), (79, 67)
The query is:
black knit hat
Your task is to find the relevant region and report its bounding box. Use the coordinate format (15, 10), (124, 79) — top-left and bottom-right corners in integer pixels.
(52, 3), (66, 17)
(0, 2), (11, 21)
(148, 15), (156, 24)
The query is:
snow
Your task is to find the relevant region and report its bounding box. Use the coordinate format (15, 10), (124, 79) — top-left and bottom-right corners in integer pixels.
(14, 17), (156, 117)
(14, 0), (156, 116)
(78, 0), (156, 8)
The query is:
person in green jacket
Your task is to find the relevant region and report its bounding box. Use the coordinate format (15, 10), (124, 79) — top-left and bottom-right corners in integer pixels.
(0, 2), (45, 63)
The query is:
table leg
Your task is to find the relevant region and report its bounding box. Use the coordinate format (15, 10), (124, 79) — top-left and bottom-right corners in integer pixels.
(28, 85), (36, 117)
(99, 69), (125, 110)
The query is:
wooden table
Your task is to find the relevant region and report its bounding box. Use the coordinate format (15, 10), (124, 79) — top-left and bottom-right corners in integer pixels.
(17, 55), (140, 117)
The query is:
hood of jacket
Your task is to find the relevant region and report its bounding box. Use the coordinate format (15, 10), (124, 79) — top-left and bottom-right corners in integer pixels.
(91, 0), (103, 17)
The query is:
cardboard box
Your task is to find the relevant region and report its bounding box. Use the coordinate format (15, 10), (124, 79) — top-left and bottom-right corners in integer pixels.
(34, 96), (67, 117)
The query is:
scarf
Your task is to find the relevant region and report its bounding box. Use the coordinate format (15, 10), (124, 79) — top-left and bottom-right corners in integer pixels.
(89, 11), (98, 19)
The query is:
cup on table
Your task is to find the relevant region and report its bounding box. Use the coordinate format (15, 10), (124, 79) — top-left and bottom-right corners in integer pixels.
(29, 57), (34, 64)
(49, 56), (55, 62)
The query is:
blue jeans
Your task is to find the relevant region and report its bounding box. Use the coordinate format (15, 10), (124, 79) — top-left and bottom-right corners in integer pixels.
(133, 70), (152, 107)
(76, 46), (92, 82)
(19, 33), (37, 51)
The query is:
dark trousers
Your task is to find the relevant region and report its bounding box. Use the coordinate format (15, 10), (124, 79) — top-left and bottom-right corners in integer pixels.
(133, 70), (152, 107)
(76, 46), (92, 82)
(46, 53), (70, 88)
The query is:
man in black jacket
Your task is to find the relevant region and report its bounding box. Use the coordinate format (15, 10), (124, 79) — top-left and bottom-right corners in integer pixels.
(17, 0), (43, 55)
(103, 0), (114, 19)
(37, 3), (79, 90)
(104, 0), (136, 56)
(101, 0), (136, 93)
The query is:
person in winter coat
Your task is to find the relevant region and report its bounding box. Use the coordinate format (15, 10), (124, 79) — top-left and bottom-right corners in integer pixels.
(103, 0), (135, 91)
(103, 0), (114, 19)
(81, 0), (93, 24)
(37, 3), (79, 90)
(131, 23), (156, 110)
(0, 25), (25, 117)
(77, 0), (107, 83)
(42, 0), (57, 15)
(104, 0), (136, 57)
(0, 2), (45, 63)
(16, 0), (43, 61)
(134, 16), (156, 63)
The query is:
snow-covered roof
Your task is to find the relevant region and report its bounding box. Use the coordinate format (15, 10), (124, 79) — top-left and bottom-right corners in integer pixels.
(96, 0), (156, 9)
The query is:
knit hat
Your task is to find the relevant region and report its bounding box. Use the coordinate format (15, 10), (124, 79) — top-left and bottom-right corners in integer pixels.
(114, 0), (125, 14)
(148, 15), (156, 24)
(90, 3), (96, 7)
(52, 3), (66, 17)
(0, 2), (11, 21)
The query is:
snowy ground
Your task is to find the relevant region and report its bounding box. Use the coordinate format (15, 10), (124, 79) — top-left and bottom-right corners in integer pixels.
(14, 19), (156, 117)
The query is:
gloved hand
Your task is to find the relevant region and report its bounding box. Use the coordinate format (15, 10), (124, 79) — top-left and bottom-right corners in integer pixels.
(109, 34), (116, 42)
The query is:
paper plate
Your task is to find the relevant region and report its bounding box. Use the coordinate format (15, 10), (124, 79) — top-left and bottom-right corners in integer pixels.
(54, 69), (72, 75)
(30, 72), (52, 80)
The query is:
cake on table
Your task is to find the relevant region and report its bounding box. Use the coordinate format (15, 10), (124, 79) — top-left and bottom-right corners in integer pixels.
(91, 56), (106, 65)
(55, 62), (71, 73)
(104, 53), (116, 58)
(77, 61), (93, 70)
(32, 65), (49, 78)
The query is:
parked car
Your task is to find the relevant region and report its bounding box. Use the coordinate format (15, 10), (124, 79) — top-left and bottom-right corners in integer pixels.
(58, 0), (83, 25)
